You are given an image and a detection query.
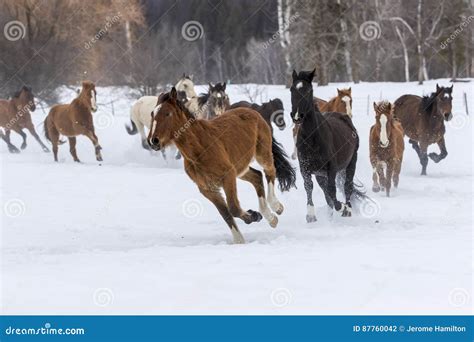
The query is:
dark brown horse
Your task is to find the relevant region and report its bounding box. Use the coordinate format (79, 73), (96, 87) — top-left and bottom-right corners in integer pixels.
(147, 88), (296, 244)
(0, 86), (49, 153)
(229, 98), (286, 132)
(370, 101), (404, 197)
(292, 88), (353, 159)
(394, 84), (453, 175)
(44, 81), (103, 162)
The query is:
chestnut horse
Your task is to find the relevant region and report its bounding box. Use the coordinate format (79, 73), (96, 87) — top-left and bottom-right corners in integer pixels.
(394, 84), (453, 175)
(292, 88), (353, 159)
(369, 101), (404, 197)
(147, 88), (296, 244)
(44, 81), (103, 162)
(0, 86), (49, 153)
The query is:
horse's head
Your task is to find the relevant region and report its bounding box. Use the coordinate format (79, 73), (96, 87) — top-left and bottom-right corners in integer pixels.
(81, 81), (97, 113)
(13, 86), (36, 112)
(337, 87), (352, 116)
(208, 82), (229, 116)
(148, 87), (192, 151)
(264, 98), (286, 130)
(290, 69), (315, 123)
(373, 101), (394, 148)
(175, 74), (196, 101)
(435, 84), (453, 121)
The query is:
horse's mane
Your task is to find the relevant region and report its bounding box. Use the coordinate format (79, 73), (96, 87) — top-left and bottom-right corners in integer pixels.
(161, 92), (195, 120)
(197, 93), (209, 106)
(375, 100), (392, 115)
(12, 86), (31, 98)
(420, 91), (439, 114)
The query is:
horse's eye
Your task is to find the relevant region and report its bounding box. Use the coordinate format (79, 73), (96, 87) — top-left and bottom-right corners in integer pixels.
(166, 112), (172, 117)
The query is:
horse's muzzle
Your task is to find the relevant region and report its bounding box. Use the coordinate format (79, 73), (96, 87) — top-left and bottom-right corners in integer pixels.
(148, 137), (161, 151)
(444, 112), (453, 121)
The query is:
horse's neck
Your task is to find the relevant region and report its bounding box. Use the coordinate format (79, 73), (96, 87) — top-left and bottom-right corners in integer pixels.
(10, 97), (26, 111)
(301, 97), (324, 133)
(173, 119), (207, 163)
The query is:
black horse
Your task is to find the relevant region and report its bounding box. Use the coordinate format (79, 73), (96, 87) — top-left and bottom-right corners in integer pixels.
(290, 69), (361, 222)
(230, 98), (286, 133)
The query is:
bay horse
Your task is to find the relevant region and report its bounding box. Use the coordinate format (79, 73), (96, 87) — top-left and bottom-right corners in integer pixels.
(229, 98), (286, 133)
(393, 84), (453, 175)
(0, 86), (50, 153)
(369, 101), (404, 197)
(44, 81), (103, 162)
(290, 70), (360, 222)
(291, 88), (353, 159)
(147, 88), (296, 244)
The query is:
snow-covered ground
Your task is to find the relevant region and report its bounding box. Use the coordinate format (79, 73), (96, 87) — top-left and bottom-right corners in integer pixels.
(1, 79), (472, 314)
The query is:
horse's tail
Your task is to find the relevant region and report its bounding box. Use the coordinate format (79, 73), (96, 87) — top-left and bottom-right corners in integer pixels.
(43, 116), (66, 145)
(125, 120), (138, 135)
(336, 172), (373, 205)
(272, 137), (297, 192)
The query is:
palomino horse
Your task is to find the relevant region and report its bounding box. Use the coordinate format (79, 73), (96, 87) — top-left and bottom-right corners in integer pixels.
(292, 87), (353, 159)
(370, 101), (404, 197)
(229, 98), (286, 133)
(291, 70), (360, 222)
(394, 84), (453, 175)
(147, 88), (296, 244)
(0, 86), (49, 153)
(175, 74), (201, 114)
(44, 81), (103, 162)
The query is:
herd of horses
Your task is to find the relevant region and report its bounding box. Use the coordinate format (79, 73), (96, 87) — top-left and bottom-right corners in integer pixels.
(0, 71), (454, 243)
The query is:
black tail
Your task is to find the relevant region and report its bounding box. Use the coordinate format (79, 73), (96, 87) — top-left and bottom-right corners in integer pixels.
(336, 172), (371, 203)
(272, 137), (297, 191)
(125, 120), (138, 135)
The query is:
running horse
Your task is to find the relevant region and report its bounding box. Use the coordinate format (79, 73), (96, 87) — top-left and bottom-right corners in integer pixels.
(229, 98), (286, 133)
(369, 101), (404, 197)
(147, 88), (296, 244)
(394, 84), (453, 175)
(0, 86), (50, 153)
(292, 88), (353, 159)
(44, 81), (103, 162)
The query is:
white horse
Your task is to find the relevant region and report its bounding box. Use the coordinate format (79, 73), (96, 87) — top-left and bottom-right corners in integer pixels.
(175, 74), (202, 115)
(125, 95), (158, 150)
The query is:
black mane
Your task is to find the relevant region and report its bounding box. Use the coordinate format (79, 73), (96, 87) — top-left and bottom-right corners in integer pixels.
(160, 92), (195, 119)
(197, 93), (209, 106)
(420, 91), (439, 114)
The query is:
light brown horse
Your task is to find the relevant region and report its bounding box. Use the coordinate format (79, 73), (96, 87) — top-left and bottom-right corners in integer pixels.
(147, 88), (296, 244)
(0, 86), (50, 153)
(369, 101), (404, 197)
(394, 84), (453, 175)
(44, 81), (103, 162)
(292, 88), (353, 159)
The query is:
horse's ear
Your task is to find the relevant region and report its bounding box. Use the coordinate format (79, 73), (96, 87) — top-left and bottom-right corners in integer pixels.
(373, 102), (378, 111)
(348, 87), (351, 92)
(223, 82), (226, 90)
(309, 68), (316, 81)
(292, 70), (297, 81)
(337, 88), (341, 95)
(436, 84), (440, 92)
(189, 74), (194, 81)
(450, 84), (453, 91)
(170, 87), (178, 100)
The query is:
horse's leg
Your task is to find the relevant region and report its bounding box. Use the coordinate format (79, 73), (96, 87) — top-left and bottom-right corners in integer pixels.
(47, 126), (60, 162)
(315, 175), (333, 208)
(0, 130), (20, 153)
(291, 124), (298, 160)
(239, 167), (278, 228)
(302, 170), (316, 222)
(223, 173), (262, 224)
(419, 141), (429, 176)
(376, 162), (386, 192)
(428, 136), (448, 163)
(136, 121), (150, 150)
(68, 137), (80, 162)
(327, 167), (348, 215)
(393, 156), (403, 188)
(342, 152), (358, 216)
(198, 187), (245, 244)
(385, 161), (394, 197)
(10, 127), (27, 150)
(85, 130), (103, 162)
(409, 139), (422, 158)
(25, 121), (50, 152)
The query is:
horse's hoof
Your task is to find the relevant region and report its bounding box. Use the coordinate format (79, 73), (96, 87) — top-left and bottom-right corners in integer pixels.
(43, 147), (50, 152)
(428, 153), (441, 163)
(21, 144), (27, 150)
(97, 156), (103, 162)
(247, 210), (262, 222)
(8, 146), (20, 153)
(306, 215), (317, 223)
(341, 204), (352, 217)
(74, 159), (81, 163)
(421, 171), (427, 176)
(269, 215), (278, 228)
(372, 185), (380, 193)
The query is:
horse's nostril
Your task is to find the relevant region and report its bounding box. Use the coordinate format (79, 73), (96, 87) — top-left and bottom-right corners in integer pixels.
(152, 137), (159, 145)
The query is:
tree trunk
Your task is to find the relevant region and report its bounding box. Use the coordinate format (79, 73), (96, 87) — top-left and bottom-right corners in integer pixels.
(337, 0), (353, 82)
(395, 26), (410, 82)
(278, 0), (292, 87)
(416, 0), (424, 84)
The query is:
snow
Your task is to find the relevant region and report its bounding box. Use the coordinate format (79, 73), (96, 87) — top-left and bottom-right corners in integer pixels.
(1, 79), (472, 314)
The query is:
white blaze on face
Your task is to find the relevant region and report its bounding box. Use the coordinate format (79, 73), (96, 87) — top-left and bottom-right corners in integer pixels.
(379, 114), (389, 147)
(341, 95), (352, 116)
(153, 104), (161, 116)
(90, 90), (97, 111)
